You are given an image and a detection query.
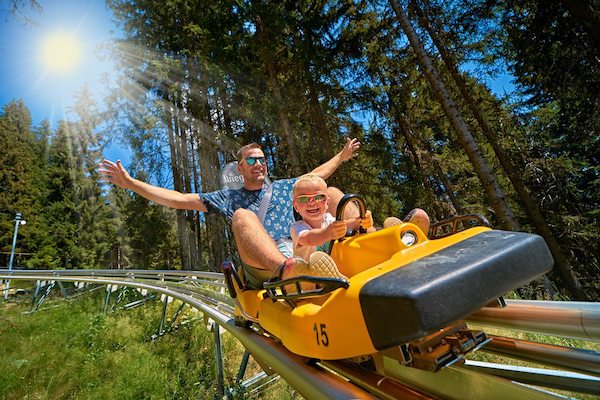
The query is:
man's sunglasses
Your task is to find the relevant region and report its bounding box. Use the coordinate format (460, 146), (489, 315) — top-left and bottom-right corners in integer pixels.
(244, 156), (266, 166)
(295, 194), (327, 204)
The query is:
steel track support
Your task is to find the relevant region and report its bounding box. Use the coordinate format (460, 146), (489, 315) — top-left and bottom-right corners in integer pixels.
(378, 356), (566, 399)
(30, 280), (42, 308)
(230, 350), (279, 398)
(122, 293), (157, 310)
(109, 286), (129, 312)
(157, 295), (168, 335)
(236, 351), (251, 384)
(463, 360), (600, 395)
(213, 322), (225, 399)
(151, 297), (185, 340)
(57, 281), (69, 299)
(30, 281), (56, 312)
(103, 284), (113, 314)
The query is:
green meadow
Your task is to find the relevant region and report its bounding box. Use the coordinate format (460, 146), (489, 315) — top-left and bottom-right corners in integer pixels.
(0, 288), (298, 400)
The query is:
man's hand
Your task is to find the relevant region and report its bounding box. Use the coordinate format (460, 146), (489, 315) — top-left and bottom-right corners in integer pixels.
(310, 137), (361, 179)
(339, 137), (360, 162)
(98, 159), (132, 189)
(325, 220), (347, 241)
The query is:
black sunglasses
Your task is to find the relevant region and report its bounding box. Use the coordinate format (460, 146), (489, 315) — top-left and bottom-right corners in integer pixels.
(245, 156), (266, 166)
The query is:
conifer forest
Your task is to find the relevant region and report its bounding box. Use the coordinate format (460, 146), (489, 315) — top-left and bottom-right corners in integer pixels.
(1, 0), (598, 301)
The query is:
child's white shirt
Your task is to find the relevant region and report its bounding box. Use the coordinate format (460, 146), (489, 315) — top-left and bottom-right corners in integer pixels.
(290, 212), (336, 260)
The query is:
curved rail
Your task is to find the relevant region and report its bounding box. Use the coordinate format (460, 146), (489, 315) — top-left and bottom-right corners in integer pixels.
(2, 269), (599, 398)
(0, 269), (380, 399)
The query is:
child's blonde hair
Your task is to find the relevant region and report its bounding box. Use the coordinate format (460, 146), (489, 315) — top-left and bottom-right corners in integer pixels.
(292, 173), (327, 196)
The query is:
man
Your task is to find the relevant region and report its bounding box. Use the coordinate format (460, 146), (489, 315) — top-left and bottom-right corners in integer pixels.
(99, 138), (361, 288)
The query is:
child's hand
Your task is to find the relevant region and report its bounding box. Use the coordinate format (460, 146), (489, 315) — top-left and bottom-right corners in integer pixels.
(360, 210), (374, 230)
(326, 220), (347, 240)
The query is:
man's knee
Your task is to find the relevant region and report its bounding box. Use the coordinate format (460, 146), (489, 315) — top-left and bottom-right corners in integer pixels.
(405, 208), (430, 235)
(327, 186), (344, 198)
(327, 186), (362, 218)
(408, 208), (429, 223)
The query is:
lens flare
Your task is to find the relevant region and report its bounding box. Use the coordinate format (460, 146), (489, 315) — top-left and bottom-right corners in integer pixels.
(40, 32), (82, 73)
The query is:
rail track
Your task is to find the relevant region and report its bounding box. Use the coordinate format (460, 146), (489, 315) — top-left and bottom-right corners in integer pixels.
(2, 268), (599, 399)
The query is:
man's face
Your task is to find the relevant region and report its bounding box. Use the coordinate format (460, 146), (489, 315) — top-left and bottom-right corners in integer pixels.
(237, 148), (267, 187)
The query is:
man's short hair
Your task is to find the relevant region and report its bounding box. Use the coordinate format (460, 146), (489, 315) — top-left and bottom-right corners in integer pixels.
(292, 173), (327, 195)
(237, 143), (262, 163)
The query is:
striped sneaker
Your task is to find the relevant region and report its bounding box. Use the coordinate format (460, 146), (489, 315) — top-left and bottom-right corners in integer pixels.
(383, 216), (402, 229)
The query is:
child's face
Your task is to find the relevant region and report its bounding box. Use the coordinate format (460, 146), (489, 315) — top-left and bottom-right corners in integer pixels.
(293, 180), (329, 223)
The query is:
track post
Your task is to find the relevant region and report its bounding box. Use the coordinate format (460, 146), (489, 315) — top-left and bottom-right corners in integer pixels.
(30, 281), (55, 312)
(213, 322), (225, 399)
(236, 351), (251, 384)
(103, 284), (112, 314)
(30, 280), (42, 309)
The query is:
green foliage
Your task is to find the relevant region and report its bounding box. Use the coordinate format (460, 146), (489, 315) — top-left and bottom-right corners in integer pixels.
(0, 294), (215, 399)
(0, 290), (298, 399)
(2, 0), (598, 296)
(122, 185), (181, 269)
(0, 92), (181, 270)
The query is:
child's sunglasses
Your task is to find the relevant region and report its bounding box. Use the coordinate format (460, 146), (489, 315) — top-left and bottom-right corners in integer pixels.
(295, 193), (327, 204)
(244, 156), (266, 166)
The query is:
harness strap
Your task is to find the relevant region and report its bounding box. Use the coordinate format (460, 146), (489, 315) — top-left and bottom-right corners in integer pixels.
(256, 183), (273, 223)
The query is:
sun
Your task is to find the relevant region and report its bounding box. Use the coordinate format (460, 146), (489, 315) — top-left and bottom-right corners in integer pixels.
(40, 32), (82, 73)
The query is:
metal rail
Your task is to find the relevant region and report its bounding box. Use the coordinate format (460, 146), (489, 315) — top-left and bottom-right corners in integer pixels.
(462, 360), (600, 395)
(467, 299), (600, 341)
(2, 269), (599, 398)
(0, 269), (379, 399)
(482, 335), (600, 378)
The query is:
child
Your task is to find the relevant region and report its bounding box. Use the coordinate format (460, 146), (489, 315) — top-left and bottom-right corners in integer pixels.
(290, 174), (373, 261)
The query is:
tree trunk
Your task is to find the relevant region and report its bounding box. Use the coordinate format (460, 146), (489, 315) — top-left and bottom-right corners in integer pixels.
(385, 71), (462, 219)
(396, 124), (444, 221)
(388, 0), (520, 231)
(308, 81), (334, 164)
(399, 117), (463, 218)
(194, 74), (228, 272)
(165, 95), (191, 270)
(254, 13), (303, 175)
(413, 0), (586, 300)
(189, 135), (203, 269)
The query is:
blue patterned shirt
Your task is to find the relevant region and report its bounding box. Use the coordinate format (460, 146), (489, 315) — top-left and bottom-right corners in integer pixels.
(199, 178), (297, 241)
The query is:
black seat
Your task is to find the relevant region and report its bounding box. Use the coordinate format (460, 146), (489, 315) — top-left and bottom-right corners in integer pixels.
(359, 230), (553, 350)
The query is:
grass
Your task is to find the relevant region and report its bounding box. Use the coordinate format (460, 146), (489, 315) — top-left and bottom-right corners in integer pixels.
(0, 287), (299, 400)
(2, 285), (596, 399)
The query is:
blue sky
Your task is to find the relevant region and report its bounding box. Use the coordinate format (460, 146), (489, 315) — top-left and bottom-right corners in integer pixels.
(1, 1), (515, 166)
(0, 0), (128, 161)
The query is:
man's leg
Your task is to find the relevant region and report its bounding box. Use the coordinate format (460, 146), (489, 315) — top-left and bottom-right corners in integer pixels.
(327, 186), (359, 219)
(384, 208), (431, 236)
(404, 208), (430, 235)
(232, 209), (345, 289)
(232, 209), (286, 272)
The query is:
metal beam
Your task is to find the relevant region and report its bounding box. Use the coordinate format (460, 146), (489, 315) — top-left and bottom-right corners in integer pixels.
(3, 270), (599, 399)
(482, 335), (600, 378)
(463, 360), (600, 395)
(468, 299), (600, 341)
(1, 270), (377, 399)
(377, 357), (565, 400)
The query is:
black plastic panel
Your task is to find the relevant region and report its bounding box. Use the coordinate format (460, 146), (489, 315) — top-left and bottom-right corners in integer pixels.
(359, 230), (553, 350)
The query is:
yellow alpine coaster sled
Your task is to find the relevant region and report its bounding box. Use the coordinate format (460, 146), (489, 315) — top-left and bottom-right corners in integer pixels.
(221, 195), (553, 371)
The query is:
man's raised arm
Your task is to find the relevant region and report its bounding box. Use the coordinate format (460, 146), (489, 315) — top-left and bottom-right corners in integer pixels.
(98, 159), (207, 212)
(310, 137), (360, 180)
